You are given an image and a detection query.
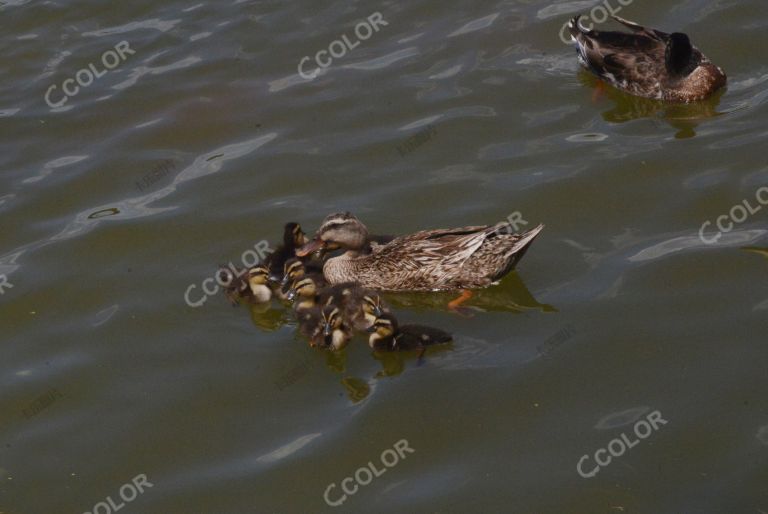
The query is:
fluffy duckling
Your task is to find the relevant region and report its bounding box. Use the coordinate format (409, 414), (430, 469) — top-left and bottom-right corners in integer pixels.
(217, 266), (248, 305)
(217, 265), (272, 304)
(245, 265), (273, 303)
(295, 303), (352, 350)
(319, 304), (353, 350)
(367, 313), (452, 352)
(281, 258), (325, 291)
(568, 15), (726, 102)
(360, 292), (389, 329)
(263, 222), (309, 283)
(287, 274), (386, 331)
(287, 276), (323, 312)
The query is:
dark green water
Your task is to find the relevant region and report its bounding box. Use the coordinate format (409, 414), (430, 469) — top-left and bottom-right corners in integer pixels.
(1, 0), (767, 513)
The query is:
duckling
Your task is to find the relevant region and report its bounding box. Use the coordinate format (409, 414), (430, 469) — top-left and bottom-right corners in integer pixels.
(360, 292), (389, 329)
(367, 312), (452, 352)
(286, 274), (385, 331)
(217, 266), (248, 305)
(319, 304), (353, 350)
(295, 302), (352, 350)
(263, 222), (309, 284)
(245, 265), (273, 303)
(287, 276), (322, 312)
(568, 15), (726, 102)
(281, 257), (326, 292)
(296, 306), (323, 345)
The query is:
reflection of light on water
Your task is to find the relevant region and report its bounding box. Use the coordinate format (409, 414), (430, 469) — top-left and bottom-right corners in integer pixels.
(757, 425), (768, 446)
(434, 336), (501, 370)
(594, 406), (650, 430)
(566, 133), (609, 143)
(92, 305), (119, 327)
(23, 155), (88, 184)
(0, 133), (277, 284)
(448, 13), (499, 37)
(629, 230), (768, 262)
(88, 208), (120, 219)
(256, 432), (321, 463)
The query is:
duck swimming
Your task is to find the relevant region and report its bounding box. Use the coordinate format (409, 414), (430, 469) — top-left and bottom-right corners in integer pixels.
(263, 222), (309, 283)
(296, 212), (544, 298)
(286, 274), (386, 331)
(217, 265), (272, 304)
(568, 15), (726, 102)
(367, 312), (452, 352)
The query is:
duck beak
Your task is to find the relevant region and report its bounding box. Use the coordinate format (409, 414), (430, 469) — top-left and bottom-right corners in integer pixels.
(366, 325), (376, 333)
(373, 306), (382, 317)
(296, 238), (324, 257)
(267, 273), (282, 285)
(286, 289), (297, 302)
(323, 323), (333, 337)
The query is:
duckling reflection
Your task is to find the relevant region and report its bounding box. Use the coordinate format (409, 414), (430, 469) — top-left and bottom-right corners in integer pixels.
(578, 71), (724, 138)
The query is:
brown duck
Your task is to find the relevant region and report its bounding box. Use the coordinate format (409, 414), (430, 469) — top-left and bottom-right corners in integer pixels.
(296, 212), (543, 307)
(568, 15), (726, 102)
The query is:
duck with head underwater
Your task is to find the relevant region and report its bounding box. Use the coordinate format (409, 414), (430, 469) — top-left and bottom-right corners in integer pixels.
(568, 15), (726, 102)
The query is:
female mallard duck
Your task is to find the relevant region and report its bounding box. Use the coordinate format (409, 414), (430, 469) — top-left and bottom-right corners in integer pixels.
(568, 15), (726, 102)
(367, 313), (452, 352)
(296, 212), (544, 304)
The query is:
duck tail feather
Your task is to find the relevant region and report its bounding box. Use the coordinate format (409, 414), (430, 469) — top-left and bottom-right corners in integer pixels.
(610, 15), (645, 31)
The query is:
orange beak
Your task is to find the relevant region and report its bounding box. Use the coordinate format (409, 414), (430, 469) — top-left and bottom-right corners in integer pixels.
(296, 238), (324, 257)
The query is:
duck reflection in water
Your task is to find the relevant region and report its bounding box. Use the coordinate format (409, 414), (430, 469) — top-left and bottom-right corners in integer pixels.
(579, 72), (725, 139)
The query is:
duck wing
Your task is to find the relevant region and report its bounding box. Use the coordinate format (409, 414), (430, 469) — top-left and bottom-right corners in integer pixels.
(568, 15), (668, 92)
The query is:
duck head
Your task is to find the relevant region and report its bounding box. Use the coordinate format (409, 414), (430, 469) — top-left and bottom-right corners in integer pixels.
(321, 304), (350, 350)
(296, 212), (369, 257)
(665, 32), (697, 78)
(284, 222), (308, 249)
(247, 265), (272, 302)
(286, 276), (317, 305)
(282, 258), (305, 288)
(367, 312), (399, 348)
(362, 293), (385, 321)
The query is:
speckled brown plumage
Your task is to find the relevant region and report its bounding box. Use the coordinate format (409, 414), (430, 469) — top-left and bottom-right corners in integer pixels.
(300, 212), (544, 292)
(568, 15), (726, 103)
